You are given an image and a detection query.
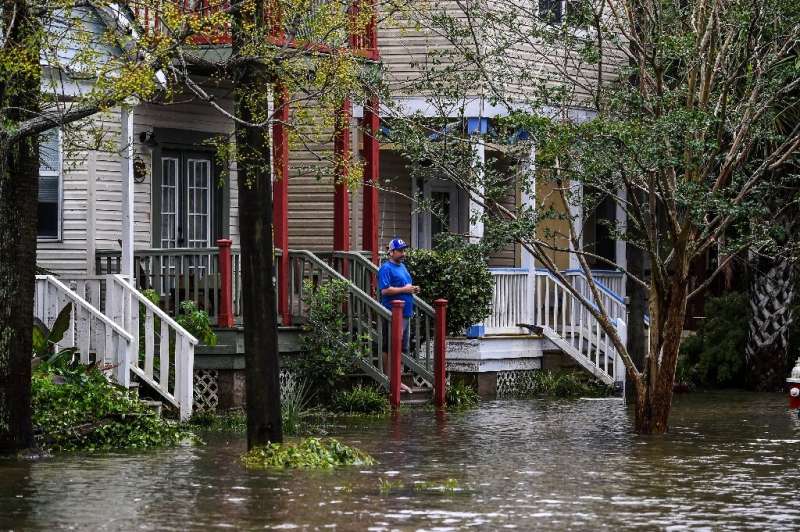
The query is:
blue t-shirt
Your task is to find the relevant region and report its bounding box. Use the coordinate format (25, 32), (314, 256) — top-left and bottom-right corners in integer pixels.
(378, 261), (414, 317)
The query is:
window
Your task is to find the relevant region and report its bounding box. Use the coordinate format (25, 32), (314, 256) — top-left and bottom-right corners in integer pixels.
(538, 0), (586, 27)
(38, 129), (61, 239)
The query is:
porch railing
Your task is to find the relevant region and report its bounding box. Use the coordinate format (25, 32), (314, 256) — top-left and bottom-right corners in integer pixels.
(96, 246), (243, 324)
(306, 250), (437, 386)
(34, 274), (198, 419)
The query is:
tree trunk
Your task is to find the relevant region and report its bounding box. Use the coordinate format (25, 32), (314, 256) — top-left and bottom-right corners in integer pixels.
(746, 249), (796, 391)
(0, 1), (41, 454)
(634, 277), (689, 434)
(232, 14), (282, 445)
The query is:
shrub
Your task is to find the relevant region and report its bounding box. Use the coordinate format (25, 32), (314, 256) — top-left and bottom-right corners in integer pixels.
(295, 280), (368, 403)
(679, 292), (749, 388)
(241, 437), (375, 469)
(404, 237), (493, 336)
(332, 385), (389, 414)
(176, 300), (217, 347)
(32, 367), (189, 452)
(281, 376), (314, 435)
(445, 381), (480, 409)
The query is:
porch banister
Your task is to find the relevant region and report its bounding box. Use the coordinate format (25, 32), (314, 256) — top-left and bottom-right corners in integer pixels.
(217, 239), (235, 328)
(390, 300), (404, 408)
(434, 299), (448, 407)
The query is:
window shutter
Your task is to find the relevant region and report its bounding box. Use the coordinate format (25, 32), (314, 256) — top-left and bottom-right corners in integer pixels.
(38, 129), (60, 203)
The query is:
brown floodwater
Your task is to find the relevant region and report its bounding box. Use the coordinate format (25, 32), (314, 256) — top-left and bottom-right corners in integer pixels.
(1, 392), (799, 530)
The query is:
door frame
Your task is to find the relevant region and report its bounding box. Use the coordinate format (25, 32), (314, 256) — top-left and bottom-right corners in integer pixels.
(412, 176), (463, 249)
(151, 128), (229, 248)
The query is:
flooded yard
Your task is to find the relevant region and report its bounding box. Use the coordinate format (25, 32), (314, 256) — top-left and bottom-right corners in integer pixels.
(2, 392), (799, 530)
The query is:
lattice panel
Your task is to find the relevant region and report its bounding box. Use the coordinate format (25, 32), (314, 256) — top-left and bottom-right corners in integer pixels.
(193, 369), (219, 411)
(412, 374), (432, 389)
(496, 370), (538, 397)
(279, 368), (298, 403)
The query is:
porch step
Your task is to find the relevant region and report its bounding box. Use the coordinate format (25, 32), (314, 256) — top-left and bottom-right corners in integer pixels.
(400, 386), (432, 406)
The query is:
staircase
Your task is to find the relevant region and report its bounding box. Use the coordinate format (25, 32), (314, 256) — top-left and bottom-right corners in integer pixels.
(486, 268), (629, 388)
(284, 250), (439, 396)
(34, 274), (198, 420)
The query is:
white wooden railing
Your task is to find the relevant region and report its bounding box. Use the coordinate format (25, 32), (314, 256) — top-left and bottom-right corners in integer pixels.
(484, 269), (534, 334)
(34, 275), (134, 387)
(482, 268), (627, 386)
(533, 271), (626, 385)
(34, 274), (198, 420)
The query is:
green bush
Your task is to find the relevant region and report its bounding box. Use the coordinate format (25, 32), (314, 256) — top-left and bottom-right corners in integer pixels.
(332, 385), (389, 414)
(32, 367), (189, 452)
(404, 237), (493, 336)
(679, 292), (749, 388)
(527, 370), (612, 398)
(295, 280), (368, 403)
(445, 381), (480, 409)
(176, 300), (217, 347)
(241, 437), (375, 469)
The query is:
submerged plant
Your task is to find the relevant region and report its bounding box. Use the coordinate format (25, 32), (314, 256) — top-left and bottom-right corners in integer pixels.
(527, 370), (612, 398)
(281, 376), (315, 435)
(32, 367), (190, 452)
(241, 438), (375, 469)
(332, 385), (389, 415)
(445, 382), (480, 410)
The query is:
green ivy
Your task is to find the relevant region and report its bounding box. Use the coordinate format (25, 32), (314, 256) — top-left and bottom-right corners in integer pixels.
(241, 437), (375, 469)
(404, 237), (494, 336)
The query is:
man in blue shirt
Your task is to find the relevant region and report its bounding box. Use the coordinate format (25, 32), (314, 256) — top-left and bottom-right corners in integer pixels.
(379, 238), (420, 389)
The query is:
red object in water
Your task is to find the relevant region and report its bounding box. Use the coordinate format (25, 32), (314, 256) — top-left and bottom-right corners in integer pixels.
(216, 239), (234, 328)
(390, 300), (404, 409)
(789, 383), (800, 409)
(434, 299), (448, 408)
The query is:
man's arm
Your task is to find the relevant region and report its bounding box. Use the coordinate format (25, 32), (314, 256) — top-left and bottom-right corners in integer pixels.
(381, 285), (414, 296)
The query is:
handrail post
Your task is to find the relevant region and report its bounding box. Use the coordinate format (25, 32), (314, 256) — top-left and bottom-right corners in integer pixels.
(217, 238), (234, 328)
(434, 299), (448, 407)
(390, 300), (404, 408)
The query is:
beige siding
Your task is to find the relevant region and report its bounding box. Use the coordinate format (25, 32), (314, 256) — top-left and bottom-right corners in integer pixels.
(377, 150), (413, 248)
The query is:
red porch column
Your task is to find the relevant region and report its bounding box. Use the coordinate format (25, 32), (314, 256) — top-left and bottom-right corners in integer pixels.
(333, 99), (351, 252)
(217, 239), (235, 328)
(390, 300), (404, 408)
(273, 83), (290, 324)
(434, 299), (448, 407)
(362, 96), (380, 264)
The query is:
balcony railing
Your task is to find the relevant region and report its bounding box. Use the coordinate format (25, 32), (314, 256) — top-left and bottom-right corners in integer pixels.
(96, 246), (243, 324)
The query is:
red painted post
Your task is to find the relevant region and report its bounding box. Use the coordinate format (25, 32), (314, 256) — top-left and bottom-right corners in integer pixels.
(273, 83), (290, 325)
(217, 239), (234, 328)
(434, 299), (448, 407)
(362, 96), (380, 265)
(390, 300), (404, 408)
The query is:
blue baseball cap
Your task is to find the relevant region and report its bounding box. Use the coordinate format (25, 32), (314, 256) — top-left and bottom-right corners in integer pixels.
(388, 238), (409, 251)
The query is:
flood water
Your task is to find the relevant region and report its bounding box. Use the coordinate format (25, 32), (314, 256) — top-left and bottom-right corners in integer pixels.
(2, 393), (800, 530)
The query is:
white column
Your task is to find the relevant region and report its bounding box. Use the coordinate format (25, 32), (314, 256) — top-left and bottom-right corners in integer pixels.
(568, 181), (583, 270)
(469, 136), (485, 243)
(615, 187), (627, 299)
(521, 144), (536, 271)
(120, 103), (136, 277)
(86, 151), (97, 273)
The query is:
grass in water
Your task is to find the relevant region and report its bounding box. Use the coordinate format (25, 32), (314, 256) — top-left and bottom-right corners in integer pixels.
(241, 437), (375, 469)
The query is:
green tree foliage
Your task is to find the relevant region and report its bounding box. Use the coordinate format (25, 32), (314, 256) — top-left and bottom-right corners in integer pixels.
(679, 293), (750, 388)
(386, 0), (800, 433)
(404, 237), (493, 336)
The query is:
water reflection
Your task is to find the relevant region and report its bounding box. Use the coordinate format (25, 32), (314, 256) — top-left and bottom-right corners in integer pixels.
(1, 393), (799, 530)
